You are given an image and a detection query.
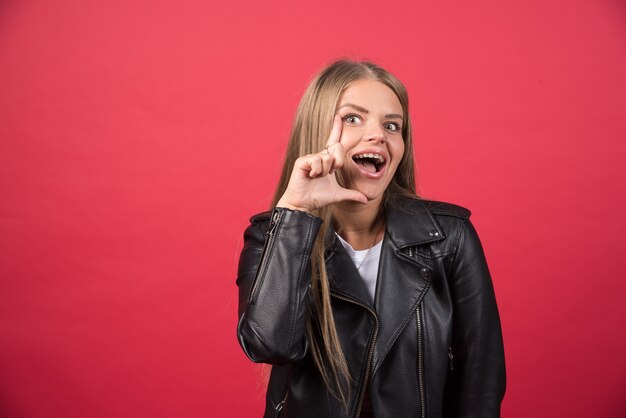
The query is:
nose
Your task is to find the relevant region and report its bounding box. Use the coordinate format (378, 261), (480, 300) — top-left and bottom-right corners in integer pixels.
(365, 130), (387, 144)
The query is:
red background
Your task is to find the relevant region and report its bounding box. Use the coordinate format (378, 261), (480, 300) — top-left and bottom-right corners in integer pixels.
(1, 0), (625, 417)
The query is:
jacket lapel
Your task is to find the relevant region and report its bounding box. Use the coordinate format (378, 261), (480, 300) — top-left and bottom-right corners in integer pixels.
(325, 234), (374, 308)
(372, 198), (446, 373)
(324, 198), (447, 373)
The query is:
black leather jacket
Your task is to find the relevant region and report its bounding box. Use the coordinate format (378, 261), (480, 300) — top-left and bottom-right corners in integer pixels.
(237, 197), (506, 417)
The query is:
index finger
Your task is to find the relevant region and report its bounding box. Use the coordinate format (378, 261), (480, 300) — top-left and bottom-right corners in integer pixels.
(325, 115), (343, 148)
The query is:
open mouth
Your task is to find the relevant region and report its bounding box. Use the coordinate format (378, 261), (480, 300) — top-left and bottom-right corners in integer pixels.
(352, 153), (386, 174)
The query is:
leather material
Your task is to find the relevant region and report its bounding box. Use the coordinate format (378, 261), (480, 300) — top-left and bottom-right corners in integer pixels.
(237, 197), (506, 417)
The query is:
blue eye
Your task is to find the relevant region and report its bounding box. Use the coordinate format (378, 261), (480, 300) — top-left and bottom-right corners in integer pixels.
(343, 114), (363, 124)
(385, 122), (401, 132)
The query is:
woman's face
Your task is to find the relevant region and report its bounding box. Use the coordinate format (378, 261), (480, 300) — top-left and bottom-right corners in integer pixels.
(335, 78), (405, 204)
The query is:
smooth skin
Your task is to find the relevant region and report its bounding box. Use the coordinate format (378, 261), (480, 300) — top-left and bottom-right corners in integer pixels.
(277, 79), (405, 250)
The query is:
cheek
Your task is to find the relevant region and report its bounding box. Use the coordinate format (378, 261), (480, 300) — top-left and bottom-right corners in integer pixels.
(393, 141), (405, 163)
(387, 142), (405, 178)
(340, 132), (361, 150)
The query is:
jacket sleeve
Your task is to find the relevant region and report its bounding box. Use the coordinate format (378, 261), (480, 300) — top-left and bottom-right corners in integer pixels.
(236, 207), (323, 365)
(444, 217), (506, 418)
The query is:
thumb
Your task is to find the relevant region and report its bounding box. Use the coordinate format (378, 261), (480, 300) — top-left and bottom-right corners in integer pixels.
(332, 187), (368, 204)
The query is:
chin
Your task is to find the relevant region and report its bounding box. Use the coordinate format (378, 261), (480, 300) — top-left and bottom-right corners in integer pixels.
(354, 183), (389, 203)
(342, 169), (394, 203)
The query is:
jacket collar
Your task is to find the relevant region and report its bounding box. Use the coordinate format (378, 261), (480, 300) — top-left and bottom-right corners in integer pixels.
(383, 197), (446, 249)
(323, 198), (446, 304)
(324, 197), (446, 259)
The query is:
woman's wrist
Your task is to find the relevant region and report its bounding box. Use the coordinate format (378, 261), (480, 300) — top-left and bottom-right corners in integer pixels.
(276, 197), (312, 213)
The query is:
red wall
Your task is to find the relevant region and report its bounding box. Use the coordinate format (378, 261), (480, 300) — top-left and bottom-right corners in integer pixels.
(1, 1), (625, 417)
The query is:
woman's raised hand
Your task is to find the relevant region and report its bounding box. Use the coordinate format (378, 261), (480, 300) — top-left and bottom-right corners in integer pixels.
(276, 116), (368, 212)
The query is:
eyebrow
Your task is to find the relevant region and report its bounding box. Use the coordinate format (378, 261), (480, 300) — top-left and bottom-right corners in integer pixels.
(337, 103), (404, 120)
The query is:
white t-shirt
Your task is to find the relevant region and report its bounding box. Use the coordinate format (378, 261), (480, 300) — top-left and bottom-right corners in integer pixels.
(336, 233), (383, 303)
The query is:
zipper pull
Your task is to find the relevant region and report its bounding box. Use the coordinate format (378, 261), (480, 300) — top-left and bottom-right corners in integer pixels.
(275, 392), (287, 413)
(448, 347), (454, 371)
(275, 399), (285, 412)
(269, 210), (283, 233)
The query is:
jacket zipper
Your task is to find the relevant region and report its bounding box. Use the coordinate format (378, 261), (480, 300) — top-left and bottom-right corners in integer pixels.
(448, 347), (454, 371)
(248, 210), (283, 302)
(331, 292), (379, 418)
(416, 307), (426, 418)
(406, 246), (427, 418)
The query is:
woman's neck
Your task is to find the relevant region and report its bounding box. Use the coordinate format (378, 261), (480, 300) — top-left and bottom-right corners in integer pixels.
(332, 199), (384, 251)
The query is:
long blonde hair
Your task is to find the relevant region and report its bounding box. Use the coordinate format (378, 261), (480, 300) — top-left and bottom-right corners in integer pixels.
(271, 59), (418, 404)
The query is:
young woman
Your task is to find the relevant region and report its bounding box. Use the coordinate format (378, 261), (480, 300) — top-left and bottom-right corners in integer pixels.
(236, 60), (505, 418)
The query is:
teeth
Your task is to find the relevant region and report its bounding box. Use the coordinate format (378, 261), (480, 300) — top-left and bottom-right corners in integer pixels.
(353, 153), (385, 163)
